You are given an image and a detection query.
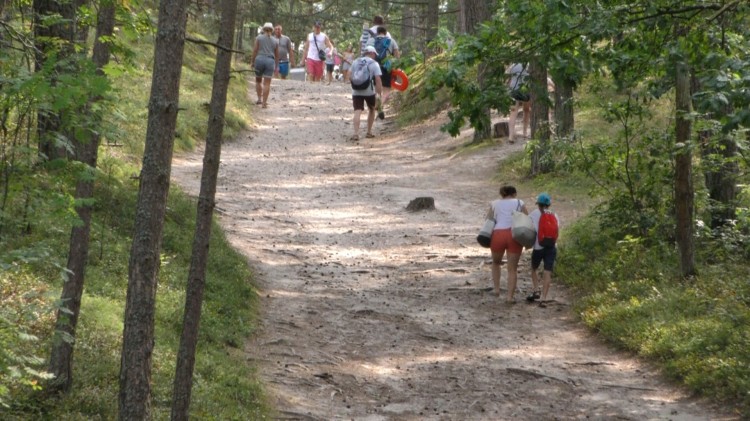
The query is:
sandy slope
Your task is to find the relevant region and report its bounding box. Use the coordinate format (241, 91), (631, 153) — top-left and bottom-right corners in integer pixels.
(171, 78), (732, 420)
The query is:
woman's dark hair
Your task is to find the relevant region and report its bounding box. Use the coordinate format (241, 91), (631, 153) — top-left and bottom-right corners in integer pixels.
(499, 185), (517, 197)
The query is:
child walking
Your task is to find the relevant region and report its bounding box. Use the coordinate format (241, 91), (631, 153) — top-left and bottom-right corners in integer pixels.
(527, 193), (560, 307)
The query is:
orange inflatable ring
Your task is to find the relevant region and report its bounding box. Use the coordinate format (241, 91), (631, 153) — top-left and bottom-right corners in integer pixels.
(390, 69), (409, 91)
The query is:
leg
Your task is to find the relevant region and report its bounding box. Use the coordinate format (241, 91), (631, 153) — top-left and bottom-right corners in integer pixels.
(491, 250), (504, 297)
(506, 252), (521, 302)
(262, 77), (272, 106)
(541, 270), (552, 302)
(366, 106), (376, 136)
(255, 76), (263, 103)
(353, 109), (362, 138)
(522, 101), (531, 138)
(508, 102), (519, 142)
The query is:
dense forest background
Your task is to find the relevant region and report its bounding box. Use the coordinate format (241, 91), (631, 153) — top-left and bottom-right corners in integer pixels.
(1, 0), (748, 419)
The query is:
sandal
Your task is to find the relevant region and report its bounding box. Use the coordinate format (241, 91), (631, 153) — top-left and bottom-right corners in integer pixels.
(526, 291), (541, 302)
(255, 100), (262, 105)
(349, 134), (359, 141)
(365, 133), (375, 138)
(539, 300), (550, 308)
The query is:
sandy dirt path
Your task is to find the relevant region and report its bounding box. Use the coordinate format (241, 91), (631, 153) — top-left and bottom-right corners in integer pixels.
(171, 79), (730, 420)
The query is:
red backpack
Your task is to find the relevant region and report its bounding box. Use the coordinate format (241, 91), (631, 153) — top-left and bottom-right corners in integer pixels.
(537, 210), (558, 247)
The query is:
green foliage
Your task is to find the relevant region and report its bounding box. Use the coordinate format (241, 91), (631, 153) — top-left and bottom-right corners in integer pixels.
(0, 3), (264, 418)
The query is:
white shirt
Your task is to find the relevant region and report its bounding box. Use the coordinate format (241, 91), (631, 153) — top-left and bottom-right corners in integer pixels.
(351, 57), (382, 96)
(491, 198), (525, 229)
(529, 208), (560, 250)
(306, 32), (328, 61)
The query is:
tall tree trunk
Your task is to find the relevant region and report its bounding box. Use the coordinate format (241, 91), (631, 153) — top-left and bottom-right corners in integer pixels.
(33, 0), (77, 161)
(423, 0), (439, 58)
(674, 60), (696, 278)
(118, 0), (189, 419)
(171, 0), (238, 416)
(401, 5), (415, 47)
(529, 60), (552, 175)
(460, 0), (492, 143)
(47, 2), (115, 394)
(553, 77), (574, 139)
(703, 133), (738, 228)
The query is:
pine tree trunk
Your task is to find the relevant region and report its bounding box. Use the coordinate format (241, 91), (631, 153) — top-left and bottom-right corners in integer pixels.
(118, 0), (189, 419)
(171, 0), (238, 417)
(674, 60), (696, 278)
(47, 2), (115, 394)
(529, 60), (552, 175)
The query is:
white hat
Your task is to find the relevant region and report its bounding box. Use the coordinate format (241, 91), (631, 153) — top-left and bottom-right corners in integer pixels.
(263, 22), (273, 30)
(364, 45), (377, 54)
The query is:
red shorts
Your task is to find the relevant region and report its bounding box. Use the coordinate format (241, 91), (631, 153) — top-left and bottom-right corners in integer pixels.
(490, 228), (522, 255)
(306, 58), (324, 79)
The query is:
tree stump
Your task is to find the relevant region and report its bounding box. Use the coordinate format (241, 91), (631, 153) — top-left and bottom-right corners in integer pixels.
(406, 197), (435, 212)
(493, 122), (509, 138)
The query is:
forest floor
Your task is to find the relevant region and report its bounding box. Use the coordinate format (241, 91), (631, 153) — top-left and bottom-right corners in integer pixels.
(171, 78), (735, 420)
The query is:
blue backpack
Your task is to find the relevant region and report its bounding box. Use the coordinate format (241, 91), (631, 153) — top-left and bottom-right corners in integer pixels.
(374, 36), (391, 64)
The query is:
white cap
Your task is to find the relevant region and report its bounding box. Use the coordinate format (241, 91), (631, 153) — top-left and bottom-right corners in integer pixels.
(364, 45), (377, 54)
(263, 22), (273, 30)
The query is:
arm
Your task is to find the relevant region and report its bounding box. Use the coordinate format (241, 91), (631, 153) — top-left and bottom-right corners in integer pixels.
(288, 39), (296, 67)
(274, 44), (279, 75)
(302, 36), (310, 64)
(325, 35), (333, 50)
(374, 75), (383, 97)
(485, 206), (494, 220)
(251, 38), (259, 64)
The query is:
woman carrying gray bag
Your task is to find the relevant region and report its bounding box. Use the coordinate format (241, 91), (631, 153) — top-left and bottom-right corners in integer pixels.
(484, 185), (529, 303)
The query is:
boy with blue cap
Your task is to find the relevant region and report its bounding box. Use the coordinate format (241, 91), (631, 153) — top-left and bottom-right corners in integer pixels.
(527, 192), (560, 307)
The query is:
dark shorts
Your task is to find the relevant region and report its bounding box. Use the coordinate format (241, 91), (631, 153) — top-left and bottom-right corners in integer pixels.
(352, 95), (376, 111)
(326, 63), (335, 73)
(531, 247), (557, 271)
(278, 61), (289, 77)
(511, 88), (530, 102)
(380, 65), (392, 88)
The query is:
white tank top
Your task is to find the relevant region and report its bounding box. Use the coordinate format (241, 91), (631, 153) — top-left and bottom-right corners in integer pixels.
(491, 198), (524, 229)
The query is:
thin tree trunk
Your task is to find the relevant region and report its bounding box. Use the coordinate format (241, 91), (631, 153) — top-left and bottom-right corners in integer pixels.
(118, 0), (189, 419)
(171, 0), (238, 415)
(674, 60), (696, 278)
(33, 0), (77, 161)
(47, 2), (115, 394)
(529, 60), (551, 175)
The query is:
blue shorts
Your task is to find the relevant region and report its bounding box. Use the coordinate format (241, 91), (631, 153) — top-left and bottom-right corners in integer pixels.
(254, 55), (275, 78)
(278, 61), (289, 77)
(531, 247), (557, 271)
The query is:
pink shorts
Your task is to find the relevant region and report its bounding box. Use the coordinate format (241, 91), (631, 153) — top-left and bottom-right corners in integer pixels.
(306, 58), (324, 79)
(490, 228), (522, 255)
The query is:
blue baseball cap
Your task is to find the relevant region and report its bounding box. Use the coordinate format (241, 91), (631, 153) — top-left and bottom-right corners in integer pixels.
(536, 192), (551, 206)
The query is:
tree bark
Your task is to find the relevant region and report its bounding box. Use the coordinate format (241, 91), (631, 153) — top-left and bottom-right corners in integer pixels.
(423, 0), (439, 58)
(33, 0), (77, 161)
(702, 133), (738, 228)
(554, 77), (574, 139)
(171, 0), (238, 416)
(460, 0), (492, 143)
(674, 60), (696, 278)
(118, 0), (189, 419)
(48, 2), (115, 394)
(529, 60), (552, 175)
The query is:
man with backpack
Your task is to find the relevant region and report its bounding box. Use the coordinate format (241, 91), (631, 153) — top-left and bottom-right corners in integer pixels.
(527, 192), (560, 307)
(349, 46), (383, 141)
(370, 26), (400, 115)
